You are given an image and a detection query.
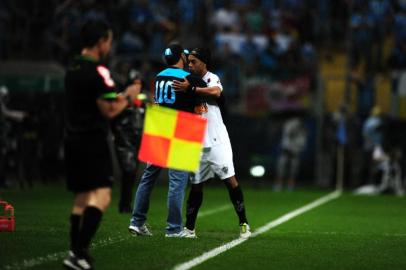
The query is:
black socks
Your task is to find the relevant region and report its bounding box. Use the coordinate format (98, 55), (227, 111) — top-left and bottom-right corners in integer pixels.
(226, 185), (248, 225)
(73, 206), (103, 256)
(184, 182), (248, 230)
(185, 189), (203, 230)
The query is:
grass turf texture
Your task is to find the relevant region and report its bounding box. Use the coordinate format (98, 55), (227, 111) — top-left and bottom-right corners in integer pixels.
(0, 183), (405, 270)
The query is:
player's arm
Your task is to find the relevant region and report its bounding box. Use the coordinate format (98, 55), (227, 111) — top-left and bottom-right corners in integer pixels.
(173, 78), (220, 97)
(195, 85), (221, 97)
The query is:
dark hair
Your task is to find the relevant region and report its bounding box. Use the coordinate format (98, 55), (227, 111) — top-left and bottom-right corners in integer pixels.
(80, 19), (111, 48)
(163, 43), (184, 65)
(190, 47), (211, 66)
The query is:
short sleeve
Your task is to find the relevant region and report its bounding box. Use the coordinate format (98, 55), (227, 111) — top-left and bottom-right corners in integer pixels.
(207, 73), (223, 91)
(95, 65), (117, 99)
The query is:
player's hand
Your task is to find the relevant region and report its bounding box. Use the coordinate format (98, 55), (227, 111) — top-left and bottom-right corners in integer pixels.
(173, 78), (190, 92)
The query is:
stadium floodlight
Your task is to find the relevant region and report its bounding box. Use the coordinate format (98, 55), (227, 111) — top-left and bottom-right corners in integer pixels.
(250, 165), (265, 178)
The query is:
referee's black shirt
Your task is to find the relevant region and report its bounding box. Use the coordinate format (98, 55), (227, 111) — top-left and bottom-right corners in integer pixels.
(65, 55), (116, 139)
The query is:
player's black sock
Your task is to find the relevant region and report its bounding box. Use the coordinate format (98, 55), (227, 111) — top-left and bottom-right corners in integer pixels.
(69, 214), (82, 252)
(185, 189), (203, 230)
(78, 206), (103, 255)
(226, 185), (248, 225)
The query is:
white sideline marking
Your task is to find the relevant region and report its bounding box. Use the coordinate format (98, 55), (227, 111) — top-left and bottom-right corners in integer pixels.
(2, 204), (230, 270)
(3, 234), (130, 270)
(173, 190), (342, 270)
(198, 204), (232, 218)
(272, 230), (406, 238)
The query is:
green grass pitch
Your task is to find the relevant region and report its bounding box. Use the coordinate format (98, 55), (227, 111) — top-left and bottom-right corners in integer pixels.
(1, 182), (406, 270)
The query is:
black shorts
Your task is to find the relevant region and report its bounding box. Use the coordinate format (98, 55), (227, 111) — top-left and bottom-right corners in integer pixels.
(64, 135), (114, 193)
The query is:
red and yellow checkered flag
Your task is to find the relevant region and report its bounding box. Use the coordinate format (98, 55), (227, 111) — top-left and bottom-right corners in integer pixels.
(138, 105), (207, 172)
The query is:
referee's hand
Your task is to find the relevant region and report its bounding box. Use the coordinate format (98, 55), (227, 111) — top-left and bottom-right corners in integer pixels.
(124, 80), (142, 100)
(173, 78), (190, 92)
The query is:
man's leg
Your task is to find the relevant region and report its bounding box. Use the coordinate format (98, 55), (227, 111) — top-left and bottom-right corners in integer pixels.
(64, 187), (110, 270)
(76, 187), (111, 256)
(275, 153), (288, 190)
(185, 183), (204, 231)
(287, 155), (299, 190)
(69, 192), (89, 253)
(130, 164), (161, 227)
(224, 176), (251, 238)
(224, 176), (248, 225)
(117, 147), (139, 213)
(119, 170), (137, 213)
(166, 169), (189, 234)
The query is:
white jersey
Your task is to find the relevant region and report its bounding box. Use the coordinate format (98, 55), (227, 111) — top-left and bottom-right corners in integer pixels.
(201, 71), (230, 148)
(191, 71), (235, 183)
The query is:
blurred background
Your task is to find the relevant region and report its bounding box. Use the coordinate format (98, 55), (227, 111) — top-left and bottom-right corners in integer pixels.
(0, 0), (405, 192)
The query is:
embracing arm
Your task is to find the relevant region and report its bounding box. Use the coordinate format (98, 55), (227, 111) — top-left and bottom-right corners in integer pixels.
(173, 78), (221, 98)
(195, 85), (221, 97)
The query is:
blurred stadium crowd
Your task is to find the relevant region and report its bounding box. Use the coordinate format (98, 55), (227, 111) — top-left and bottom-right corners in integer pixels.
(0, 0), (405, 191)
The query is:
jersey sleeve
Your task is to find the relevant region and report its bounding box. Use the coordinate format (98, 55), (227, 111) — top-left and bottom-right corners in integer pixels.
(207, 73), (223, 91)
(95, 65), (117, 99)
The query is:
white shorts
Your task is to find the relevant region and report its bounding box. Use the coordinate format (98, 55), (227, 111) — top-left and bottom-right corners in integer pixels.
(191, 142), (235, 184)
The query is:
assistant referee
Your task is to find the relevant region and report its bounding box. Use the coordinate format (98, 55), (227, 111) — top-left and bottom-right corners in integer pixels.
(63, 19), (140, 270)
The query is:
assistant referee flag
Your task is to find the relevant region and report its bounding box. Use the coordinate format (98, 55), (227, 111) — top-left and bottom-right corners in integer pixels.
(138, 105), (207, 172)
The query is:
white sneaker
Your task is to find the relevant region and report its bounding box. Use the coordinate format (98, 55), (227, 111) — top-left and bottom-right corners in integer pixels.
(181, 227), (197, 238)
(129, 224), (152, 236)
(63, 250), (93, 270)
(165, 228), (196, 238)
(240, 223), (251, 239)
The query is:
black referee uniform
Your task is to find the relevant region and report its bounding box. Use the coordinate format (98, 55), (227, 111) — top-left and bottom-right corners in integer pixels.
(64, 55), (116, 192)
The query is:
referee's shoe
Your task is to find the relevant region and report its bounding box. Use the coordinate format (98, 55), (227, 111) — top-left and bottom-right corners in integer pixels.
(63, 250), (94, 270)
(128, 224), (153, 236)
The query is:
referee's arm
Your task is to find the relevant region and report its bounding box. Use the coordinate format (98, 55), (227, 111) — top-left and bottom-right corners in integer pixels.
(97, 83), (141, 119)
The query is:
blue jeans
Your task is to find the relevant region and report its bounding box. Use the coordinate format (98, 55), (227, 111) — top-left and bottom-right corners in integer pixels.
(130, 164), (189, 234)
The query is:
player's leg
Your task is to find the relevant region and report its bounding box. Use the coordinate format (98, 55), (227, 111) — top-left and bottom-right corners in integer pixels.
(275, 151), (288, 191)
(129, 164), (160, 234)
(287, 155), (299, 191)
(223, 176), (251, 238)
(224, 176), (248, 224)
(210, 142), (251, 238)
(209, 143), (247, 224)
(185, 182), (204, 231)
(184, 149), (212, 235)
